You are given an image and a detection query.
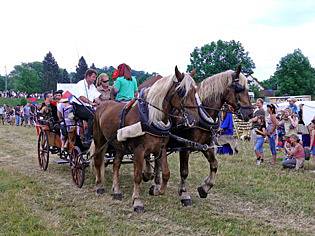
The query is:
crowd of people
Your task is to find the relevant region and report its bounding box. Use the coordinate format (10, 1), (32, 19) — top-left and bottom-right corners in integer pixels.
(250, 97), (315, 170)
(0, 90), (43, 99)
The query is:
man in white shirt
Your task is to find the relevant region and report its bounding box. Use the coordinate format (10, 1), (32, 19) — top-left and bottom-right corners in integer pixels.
(73, 69), (100, 142)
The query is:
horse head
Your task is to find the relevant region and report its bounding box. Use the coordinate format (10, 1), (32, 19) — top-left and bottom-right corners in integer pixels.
(222, 65), (254, 121)
(146, 66), (198, 126)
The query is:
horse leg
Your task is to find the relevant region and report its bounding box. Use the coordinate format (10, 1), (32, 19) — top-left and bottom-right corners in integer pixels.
(93, 150), (105, 195)
(93, 119), (106, 195)
(149, 155), (161, 196)
(197, 148), (218, 198)
(132, 147), (145, 213)
(142, 155), (153, 182)
(178, 151), (192, 206)
(112, 152), (123, 200)
(158, 148), (170, 195)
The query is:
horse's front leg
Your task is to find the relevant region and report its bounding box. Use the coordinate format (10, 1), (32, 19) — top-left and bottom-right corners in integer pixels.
(142, 155), (154, 182)
(197, 148), (218, 198)
(132, 147), (145, 213)
(178, 150), (192, 206)
(112, 151), (123, 200)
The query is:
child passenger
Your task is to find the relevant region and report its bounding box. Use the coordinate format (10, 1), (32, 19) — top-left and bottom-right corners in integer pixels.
(57, 96), (74, 150)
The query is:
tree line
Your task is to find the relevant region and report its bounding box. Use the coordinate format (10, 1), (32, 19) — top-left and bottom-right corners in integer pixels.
(1, 40), (315, 97)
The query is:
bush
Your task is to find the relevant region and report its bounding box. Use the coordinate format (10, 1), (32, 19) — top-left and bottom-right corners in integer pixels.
(0, 97), (31, 107)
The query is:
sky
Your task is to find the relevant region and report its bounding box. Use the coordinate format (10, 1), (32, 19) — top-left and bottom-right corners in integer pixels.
(0, 0), (315, 81)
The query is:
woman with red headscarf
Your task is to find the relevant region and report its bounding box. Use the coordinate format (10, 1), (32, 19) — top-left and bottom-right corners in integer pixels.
(112, 63), (138, 102)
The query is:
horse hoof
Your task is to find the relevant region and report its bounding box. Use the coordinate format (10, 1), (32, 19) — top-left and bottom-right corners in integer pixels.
(181, 198), (192, 207)
(96, 188), (105, 195)
(112, 193), (123, 201)
(197, 186), (208, 198)
(133, 205), (144, 213)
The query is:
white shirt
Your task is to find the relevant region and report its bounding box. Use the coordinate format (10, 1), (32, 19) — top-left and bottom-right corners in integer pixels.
(73, 79), (101, 106)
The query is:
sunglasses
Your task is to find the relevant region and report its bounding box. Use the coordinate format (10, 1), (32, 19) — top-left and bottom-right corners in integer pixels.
(101, 80), (109, 83)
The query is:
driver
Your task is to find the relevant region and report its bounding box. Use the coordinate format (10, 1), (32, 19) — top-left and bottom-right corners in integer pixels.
(73, 69), (100, 143)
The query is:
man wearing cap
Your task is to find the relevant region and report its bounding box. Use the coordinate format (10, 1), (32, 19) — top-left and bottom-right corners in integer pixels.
(73, 69), (100, 143)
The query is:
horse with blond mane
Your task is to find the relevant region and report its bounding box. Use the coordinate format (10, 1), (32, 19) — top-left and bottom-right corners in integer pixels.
(92, 66), (198, 213)
(143, 65), (253, 206)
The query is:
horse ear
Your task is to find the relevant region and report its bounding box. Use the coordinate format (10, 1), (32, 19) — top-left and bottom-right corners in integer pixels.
(175, 66), (184, 81)
(190, 69), (196, 78)
(233, 64), (242, 81)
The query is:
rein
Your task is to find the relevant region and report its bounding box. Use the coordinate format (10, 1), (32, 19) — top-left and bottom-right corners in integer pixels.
(137, 98), (187, 120)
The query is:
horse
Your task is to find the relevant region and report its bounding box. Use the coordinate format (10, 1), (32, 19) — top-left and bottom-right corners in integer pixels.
(144, 65), (253, 206)
(92, 66), (197, 213)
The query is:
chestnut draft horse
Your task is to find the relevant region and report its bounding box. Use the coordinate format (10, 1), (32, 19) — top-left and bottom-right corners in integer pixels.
(143, 66), (254, 206)
(92, 66), (197, 213)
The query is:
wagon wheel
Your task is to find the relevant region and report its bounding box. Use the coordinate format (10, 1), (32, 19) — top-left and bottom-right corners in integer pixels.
(37, 130), (49, 171)
(70, 146), (85, 188)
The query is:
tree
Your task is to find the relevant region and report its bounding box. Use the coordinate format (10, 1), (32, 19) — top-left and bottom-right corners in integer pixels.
(262, 49), (315, 96)
(0, 75), (5, 90)
(59, 69), (70, 83)
(9, 63), (42, 93)
(187, 40), (255, 82)
(75, 56), (88, 83)
(43, 52), (60, 91)
(90, 63), (97, 70)
(249, 84), (261, 99)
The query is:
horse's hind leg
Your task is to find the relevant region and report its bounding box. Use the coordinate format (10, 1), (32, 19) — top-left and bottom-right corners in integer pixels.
(158, 148), (170, 195)
(93, 119), (106, 195)
(132, 147), (145, 213)
(178, 151), (192, 206)
(112, 151), (123, 200)
(197, 148), (218, 198)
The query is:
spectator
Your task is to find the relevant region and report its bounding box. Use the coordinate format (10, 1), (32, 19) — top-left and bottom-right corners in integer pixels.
(0, 105), (4, 125)
(23, 103), (31, 127)
(250, 98), (265, 154)
(309, 120), (315, 162)
(254, 116), (267, 165)
(287, 98), (298, 114)
(14, 105), (21, 126)
(266, 104), (278, 165)
(282, 134), (305, 170)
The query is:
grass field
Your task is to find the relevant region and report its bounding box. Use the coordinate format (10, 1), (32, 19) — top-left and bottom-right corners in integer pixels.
(0, 125), (314, 235)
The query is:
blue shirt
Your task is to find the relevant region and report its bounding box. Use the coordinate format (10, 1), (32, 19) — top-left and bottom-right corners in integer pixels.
(114, 76), (138, 101)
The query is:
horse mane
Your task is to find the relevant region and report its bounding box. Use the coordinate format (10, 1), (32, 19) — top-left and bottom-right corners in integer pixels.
(146, 73), (196, 124)
(198, 70), (248, 102)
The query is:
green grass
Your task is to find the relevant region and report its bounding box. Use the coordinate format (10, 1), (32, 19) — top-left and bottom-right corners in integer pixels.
(0, 125), (314, 235)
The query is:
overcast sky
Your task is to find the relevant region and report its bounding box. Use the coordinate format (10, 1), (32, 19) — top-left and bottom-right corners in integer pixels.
(1, 0), (315, 81)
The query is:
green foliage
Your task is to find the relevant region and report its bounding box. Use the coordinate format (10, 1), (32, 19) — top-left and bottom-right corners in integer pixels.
(249, 84), (261, 98)
(187, 40), (255, 82)
(75, 56), (88, 83)
(43, 52), (60, 91)
(263, 49), (315, 96)
(9, 63), (42, 93)
(0, 97), (28, 106)
(59, 69), (70, 83)
(0, 75), (5, 90)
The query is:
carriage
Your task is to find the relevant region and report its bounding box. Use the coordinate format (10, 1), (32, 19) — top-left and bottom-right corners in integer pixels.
(36, 114), (91, 188)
